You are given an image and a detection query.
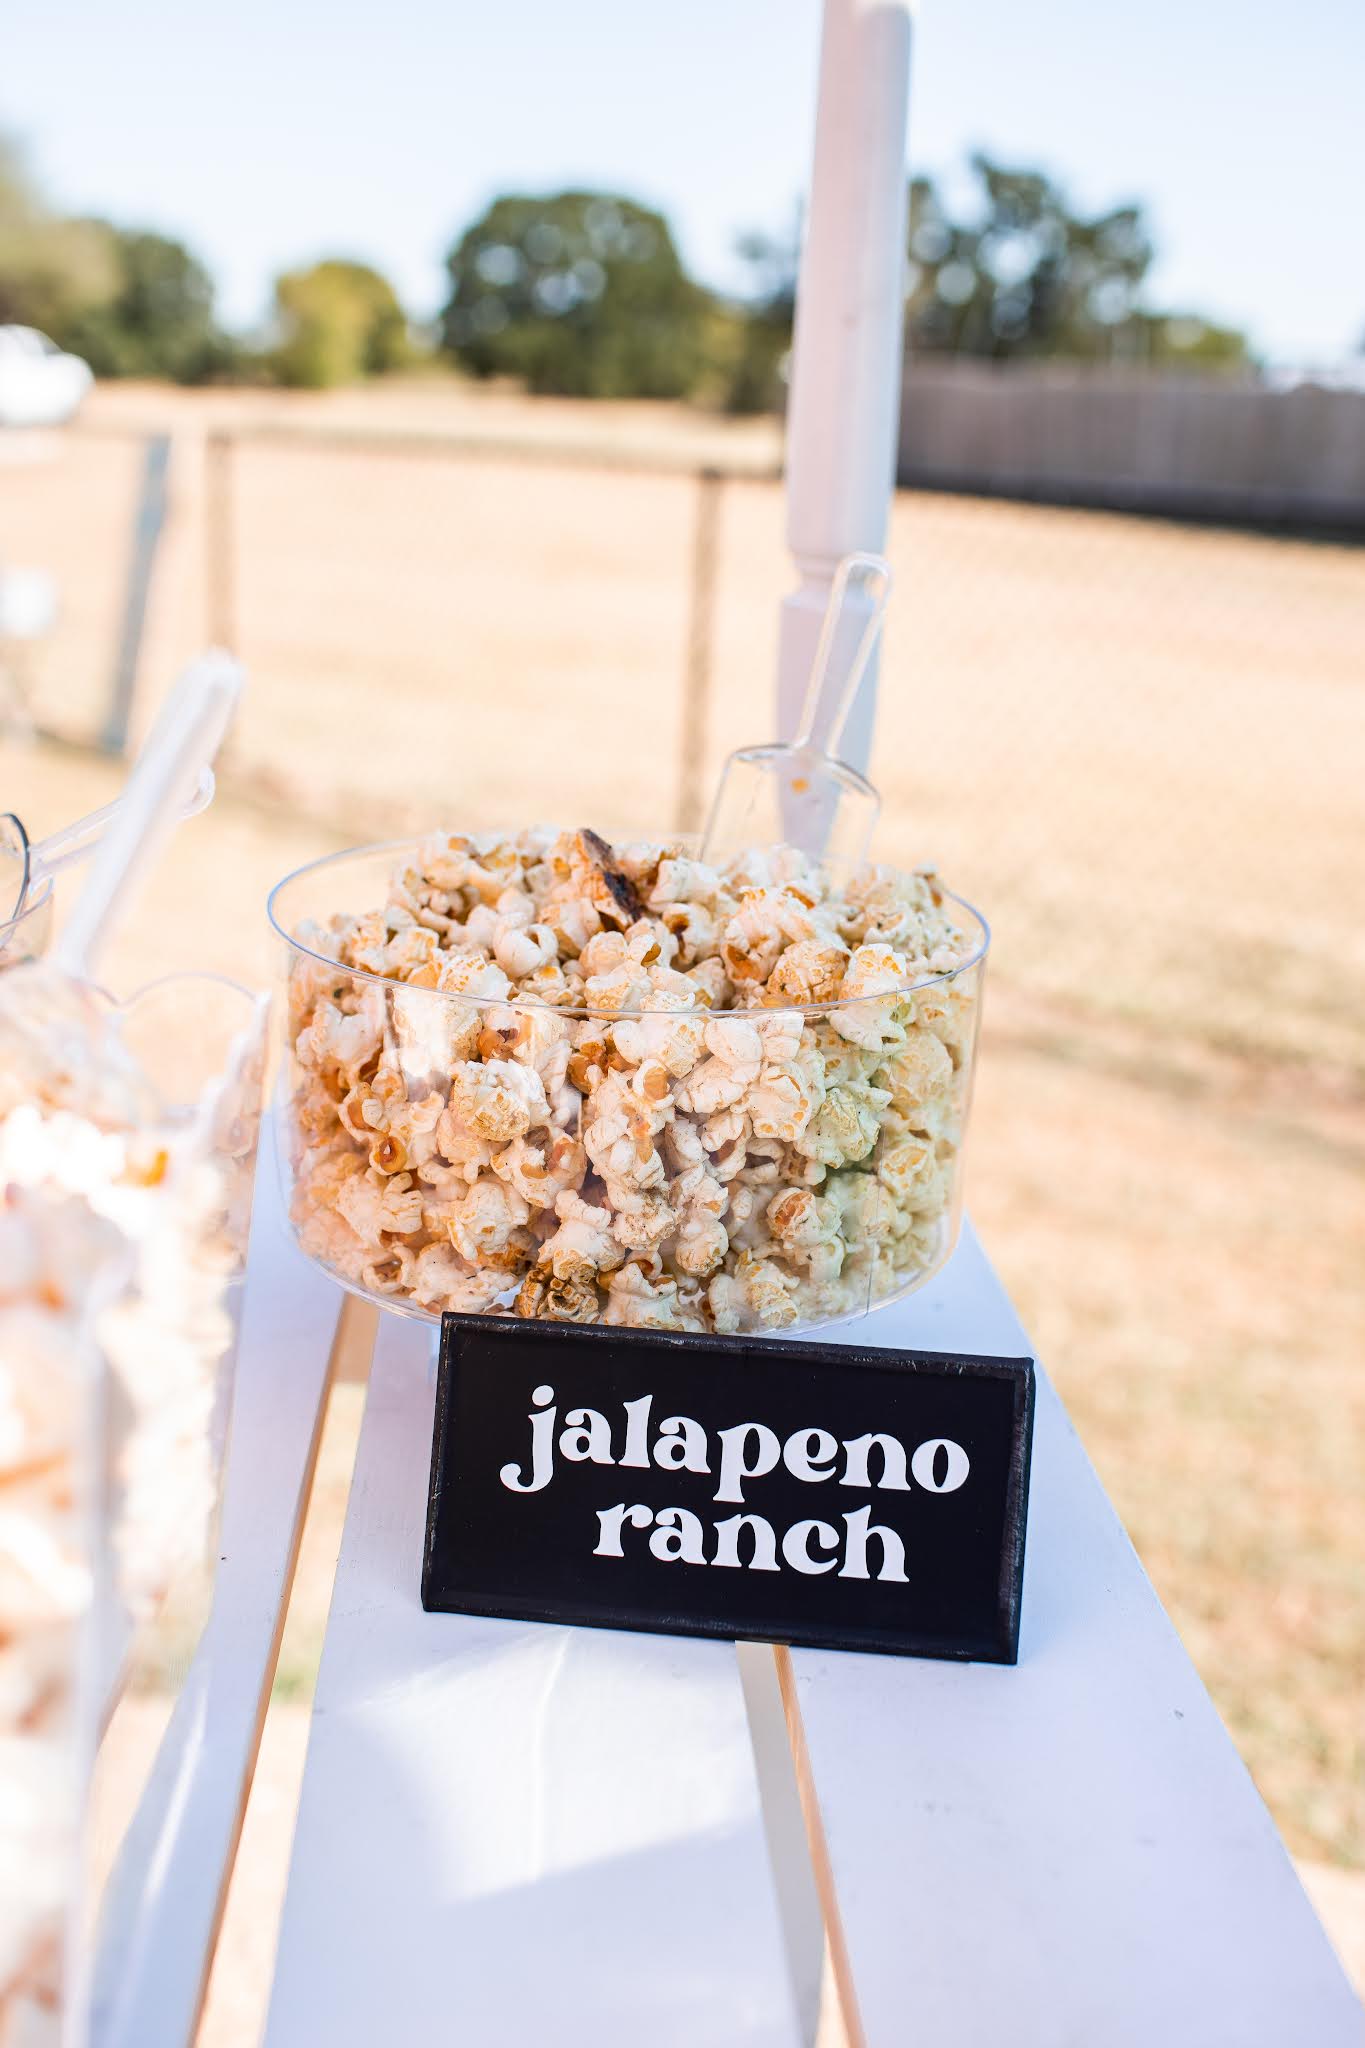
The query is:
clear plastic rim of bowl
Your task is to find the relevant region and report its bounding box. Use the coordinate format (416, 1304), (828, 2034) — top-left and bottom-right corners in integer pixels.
(266, 836), (992, 1020)
(0, 867), (55, 967)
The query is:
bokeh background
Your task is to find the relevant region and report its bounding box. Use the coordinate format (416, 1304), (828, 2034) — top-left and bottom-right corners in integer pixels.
(3, 0), (1362, 2034)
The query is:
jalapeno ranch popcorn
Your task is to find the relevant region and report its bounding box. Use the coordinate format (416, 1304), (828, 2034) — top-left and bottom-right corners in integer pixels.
(282, 829), (985, 1333)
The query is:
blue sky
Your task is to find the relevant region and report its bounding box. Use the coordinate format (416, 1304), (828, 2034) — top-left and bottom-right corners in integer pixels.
(7, 0), (1361, 365)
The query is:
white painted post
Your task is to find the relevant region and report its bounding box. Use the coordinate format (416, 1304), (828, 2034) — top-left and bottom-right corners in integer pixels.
(778, 0), (913, 773)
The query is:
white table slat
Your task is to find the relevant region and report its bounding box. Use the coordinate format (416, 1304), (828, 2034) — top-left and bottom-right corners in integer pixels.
(92, 1132), (345, 2048)
(264, 1312), (802, 2048)
(788, 1223), (1361, 2047)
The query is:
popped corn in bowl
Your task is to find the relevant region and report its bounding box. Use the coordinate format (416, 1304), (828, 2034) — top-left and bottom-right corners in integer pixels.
(270, 829), (989, 1335)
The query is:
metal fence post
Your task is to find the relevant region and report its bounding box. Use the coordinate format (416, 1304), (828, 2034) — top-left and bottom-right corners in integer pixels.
(205, 431), (237, 653)
(674, 466), (723, 836)
(100, 433), (172, 755)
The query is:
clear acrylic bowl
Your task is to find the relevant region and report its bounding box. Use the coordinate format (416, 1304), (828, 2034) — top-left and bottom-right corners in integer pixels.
(0, 867), (54, 970)
(269, 837), (989, 1336)
(0, 961), (268, 2041)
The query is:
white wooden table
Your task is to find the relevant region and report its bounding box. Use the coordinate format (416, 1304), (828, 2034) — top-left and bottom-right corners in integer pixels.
(99, 1133), (1361, 2047)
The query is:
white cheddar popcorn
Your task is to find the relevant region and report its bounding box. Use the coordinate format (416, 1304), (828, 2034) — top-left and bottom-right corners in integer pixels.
(0, 964), (264, 2044)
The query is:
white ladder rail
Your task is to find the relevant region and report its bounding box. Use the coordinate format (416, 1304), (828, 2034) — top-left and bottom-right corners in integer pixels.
(89, 1130), (347, 2048)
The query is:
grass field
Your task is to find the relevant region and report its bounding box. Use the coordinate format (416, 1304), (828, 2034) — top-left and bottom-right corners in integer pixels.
(2, 378), (1361, 2022)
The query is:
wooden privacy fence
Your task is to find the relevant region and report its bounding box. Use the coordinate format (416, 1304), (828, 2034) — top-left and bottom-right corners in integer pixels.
(898, 361), (1365, 532)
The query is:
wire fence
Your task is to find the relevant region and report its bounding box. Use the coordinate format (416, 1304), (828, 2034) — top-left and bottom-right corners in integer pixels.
(3, 413), (1363, 1083)
(197, 423), (760, 847)
(0, 425), (158, 744)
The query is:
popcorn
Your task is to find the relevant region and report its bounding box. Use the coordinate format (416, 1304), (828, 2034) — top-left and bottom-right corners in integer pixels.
(608, 1187), (676, 1254)
(296, 994), (384, 1079)
(828, 946), (915, 1051)
(410, 1242), (476, 1311)
(747, 1050), (825, 1145)
(647, 855), (720, 907)
(672, 1192), (729, 1279)
(493, 918), (558, 981)
(281, 829), (983, 1332)
(687, 957), (731, 1009)
(799, 1082), (887, 1169)
(766, 1186), (841, 1252)
(757, 1011), (805, 1063)
(582, 961), (652, 1014)
(334, 1166), (424, 1241)
(732, 1251), (801, 1331)
(445, 1058), (548, 1142)
(611, 1010), (705, 1080)
(341, 1071), (443, 1173)
(515, 1264), (601, 1323)
(0, 964), (265, 2043)
(562, 828), (646, 931)
(538, 1189), (625, 1282)
(875, 1026), (954, 1120)
(436, 954), (511, 1002)
(603, 1260), (692, 1330)
(440, 1175), (531, 1265)
(491, 1130), (587, 1206)
(765, 937), (849, 1008)
(675, 1017), (763, 1116)
(362, 1242), (417, 1295)
(877, 1135), (944, 1214)
(296, 1203), (370, 1282)
(657, 899), (718, 968)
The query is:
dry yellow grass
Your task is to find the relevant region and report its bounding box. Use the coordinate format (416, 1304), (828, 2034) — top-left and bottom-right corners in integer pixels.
(9, 379), (1360, 1076)
(1, 379), (1361, 2009)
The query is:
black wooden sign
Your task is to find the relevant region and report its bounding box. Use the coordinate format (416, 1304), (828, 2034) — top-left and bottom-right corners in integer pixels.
(423, 1316), (1034, 1664)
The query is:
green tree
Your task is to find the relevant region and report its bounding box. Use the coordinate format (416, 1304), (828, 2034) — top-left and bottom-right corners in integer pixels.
(272, 259), (409, 389)
(1138, 312), (1253, 373)
(907, 155), (1153, 360)
(906, 154), (1250, 370)
(718, 221), (798, 414)
(441, 192), (708, 399)
(0, 140), (235, 381)
(59, 228), (223, 380)
(0, 136), (116, 337)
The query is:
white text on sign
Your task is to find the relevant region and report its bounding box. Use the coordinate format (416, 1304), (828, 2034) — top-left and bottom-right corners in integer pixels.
(498, 1385), (971, 1582)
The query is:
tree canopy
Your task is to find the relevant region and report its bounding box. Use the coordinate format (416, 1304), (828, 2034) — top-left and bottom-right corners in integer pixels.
(441, 192), (708, 399)
(906, 153), (1249, 370)
(0, 134), (1253, 396)
(271, 259), (410, 388)
(61, 228), (221, 380)
(0, 138), (116, 337)
(719, 220), (799, 414)
(0, 137), (231, 380)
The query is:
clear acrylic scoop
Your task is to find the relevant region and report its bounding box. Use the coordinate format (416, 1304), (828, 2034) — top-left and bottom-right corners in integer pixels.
(0, 771), (216, 927)
(55, 651), (243, 978)
(700, 552), (892, 866)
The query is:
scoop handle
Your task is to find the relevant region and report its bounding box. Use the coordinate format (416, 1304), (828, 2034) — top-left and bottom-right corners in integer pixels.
(792, 552), (892, 758)
(31, 771), (217, 880)
(54, 652), (242, 979)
